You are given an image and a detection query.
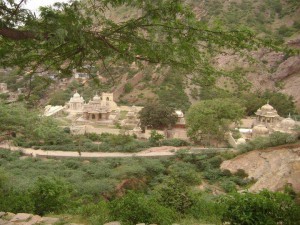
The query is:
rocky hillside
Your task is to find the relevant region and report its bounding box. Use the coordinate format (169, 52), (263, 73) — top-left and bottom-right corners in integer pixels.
(221, 144), (300, 193)
(1, 0), (299, 111)
(112, 0), (300, 109)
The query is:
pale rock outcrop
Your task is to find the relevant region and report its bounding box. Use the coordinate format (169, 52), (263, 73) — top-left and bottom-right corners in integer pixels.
(220, 146), (300, 193)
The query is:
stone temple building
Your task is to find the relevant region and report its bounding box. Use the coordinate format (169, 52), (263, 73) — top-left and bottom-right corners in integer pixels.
(252, 103), (297, 137)
(83, 94), (112, 121)
(65, 92), (119, 122)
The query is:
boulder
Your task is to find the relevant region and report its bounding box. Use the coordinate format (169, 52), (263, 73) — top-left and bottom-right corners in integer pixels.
(39, 217), (60, 224)
(104, 222), (121, 225)
(10, 213), (32, 222)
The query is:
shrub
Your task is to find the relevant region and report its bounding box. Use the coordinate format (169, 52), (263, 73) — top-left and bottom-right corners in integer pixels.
(76, 200), (111, 225)
(219, 190), (300, 225)
(154, 179), (194, 214)
(203, 168), (224, 183)
(30, 176), (72, 215)
(220, 180), (237, 193)
(0, 190), (35, 213)
(110, 191), (177, 225)
(234, 169), (248, 178)
(160, 138), (189, 147)
(189, 194), (224, 223)
(238, 132), (297, 153)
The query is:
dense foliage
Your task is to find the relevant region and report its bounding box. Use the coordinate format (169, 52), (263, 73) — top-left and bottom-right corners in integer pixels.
(0, 149), (299, 224)
(220, 190), (300, 225)
(0, 0), (283, 99)
(199, 88), (297, 117)
(139, 102), (178, 130)
(186, 98), (245, 144)
(0, 103), (71, 145)
(238, 131), (298, 153)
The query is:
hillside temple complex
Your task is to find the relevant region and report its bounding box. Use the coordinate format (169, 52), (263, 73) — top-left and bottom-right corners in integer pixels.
(252, 103), (296, 136)
(65, 92), (119, 121)
(230, 102), (298, 147)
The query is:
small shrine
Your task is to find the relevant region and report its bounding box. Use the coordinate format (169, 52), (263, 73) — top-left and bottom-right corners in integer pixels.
(255, 103), (280, 126)
(66, 92), (84, 112)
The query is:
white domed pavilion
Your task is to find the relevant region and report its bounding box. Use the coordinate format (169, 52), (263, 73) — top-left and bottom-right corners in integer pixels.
(67, 92), (84, 112)
(255, 103), (280, 126)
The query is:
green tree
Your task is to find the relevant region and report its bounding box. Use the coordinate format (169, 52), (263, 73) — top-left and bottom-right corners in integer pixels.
(139, 102), (178, 130)
(0, 103), (38, 140)
(262, 91), (296, 117)
(0, 0), (279, 88)
(186, 98), (245, 144)
(0, 103), (72, 146)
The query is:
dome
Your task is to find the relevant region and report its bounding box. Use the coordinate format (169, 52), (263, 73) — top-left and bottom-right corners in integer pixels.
(93, 94), (101, 101)
(73, 92), (80, 98)
(69, 92), (84, 103)
(255, 103), (279, 118)
(281, 117), (296, 129)
(261, 103), (274, 111)
(252, 124), (269, 135)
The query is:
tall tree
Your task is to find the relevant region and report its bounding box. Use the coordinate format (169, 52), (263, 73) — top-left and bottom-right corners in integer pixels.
(139, 102), (178, 130)
(186, 98), (245, 145)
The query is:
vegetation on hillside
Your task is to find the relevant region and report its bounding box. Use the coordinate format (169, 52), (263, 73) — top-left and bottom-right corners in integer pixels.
(1, 149), (299, 224)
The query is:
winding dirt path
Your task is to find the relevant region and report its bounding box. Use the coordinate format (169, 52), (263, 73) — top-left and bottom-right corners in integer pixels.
(0, 143), (232, 158)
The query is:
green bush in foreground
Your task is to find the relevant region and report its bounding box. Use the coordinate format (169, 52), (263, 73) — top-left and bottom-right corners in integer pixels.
(219, 190), (300, 225)
(30, 177), (72, 216)
(110, 191), (177, 225)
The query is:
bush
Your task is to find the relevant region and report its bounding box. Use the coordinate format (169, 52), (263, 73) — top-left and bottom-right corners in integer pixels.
(154, 179), (195, 214)
(124, 83), (133, 93)
(238, 132), (297, 153)
(219, 190), (300, 225)
(76, 200), (111, 225)
(160, 138), (189, 147)
(30, 177), (72, 215)
(203, 168), (224, 183)
(189, 194), (224, 223)
(110, 191), (177, 225)
(0, 190), (35, 213)
(220, 180), (237, 193)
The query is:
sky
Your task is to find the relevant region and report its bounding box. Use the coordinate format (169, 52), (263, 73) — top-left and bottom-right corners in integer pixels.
(24, 0), (69, 12)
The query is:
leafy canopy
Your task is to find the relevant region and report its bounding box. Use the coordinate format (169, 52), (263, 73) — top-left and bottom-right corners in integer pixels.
(186, 98), (245, 143)
(0, 0), (281, 78)
(139, 102), (178, 129)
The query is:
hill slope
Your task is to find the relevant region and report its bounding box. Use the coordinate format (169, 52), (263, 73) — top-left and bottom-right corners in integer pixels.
(221, 144), (300, 193)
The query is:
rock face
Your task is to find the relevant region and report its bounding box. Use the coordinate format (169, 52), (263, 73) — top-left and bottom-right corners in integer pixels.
(220, 146), (300, 193)
(0, 212), (83, 225)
